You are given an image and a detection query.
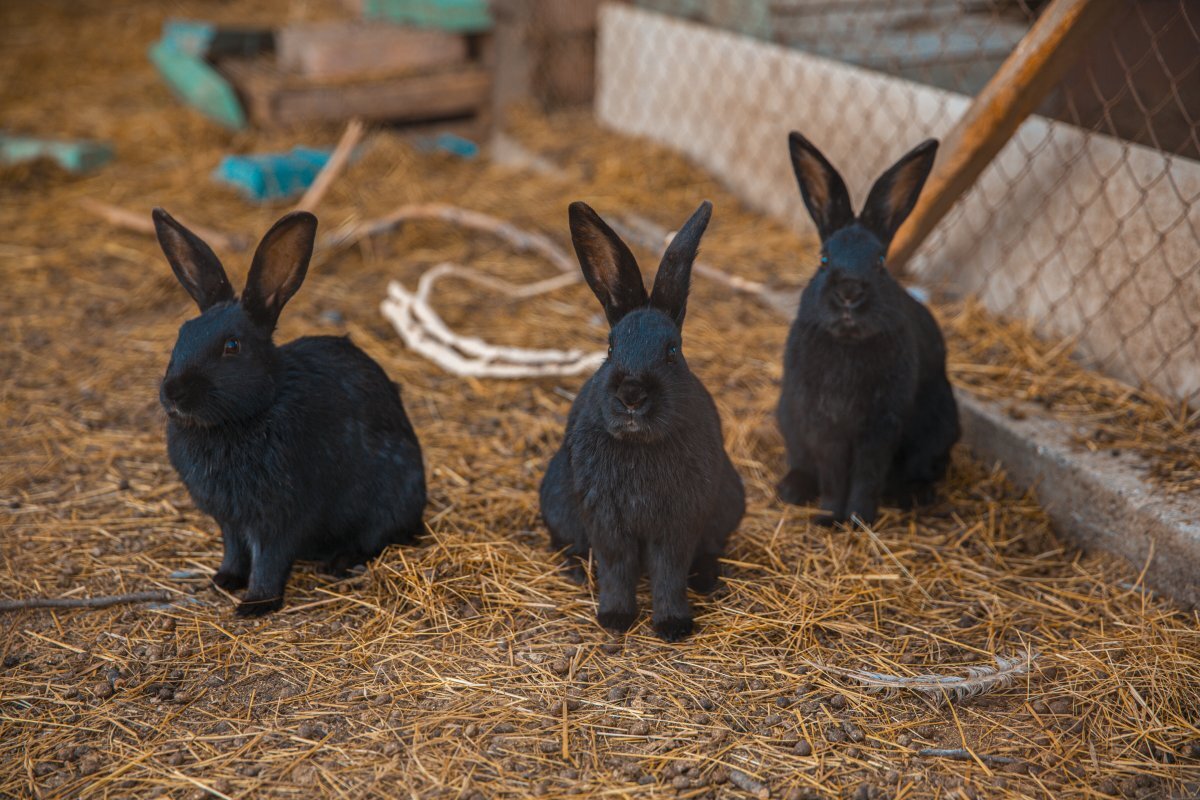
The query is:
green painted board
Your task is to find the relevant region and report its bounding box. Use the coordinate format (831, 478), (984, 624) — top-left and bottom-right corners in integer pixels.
(149, 39), (247, 130)
(0, 134), (114, 173)
(362, 0), (491, 32)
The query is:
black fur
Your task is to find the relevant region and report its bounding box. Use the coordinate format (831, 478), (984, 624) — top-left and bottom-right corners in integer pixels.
(776, 133), (959, 526)
(153, 209), (426, 616)
(539, 200), (745, 641)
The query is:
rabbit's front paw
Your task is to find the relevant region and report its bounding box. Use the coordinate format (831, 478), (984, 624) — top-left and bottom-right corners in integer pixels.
(653, 616), (694, 642)
(777, 469), (818, 505)
(560, 561), (588, 585)
(687, 554), (721, 594)
(596, 609), (637, 633)
(212, 570), (248, 591)
(235, 596), (283, 617)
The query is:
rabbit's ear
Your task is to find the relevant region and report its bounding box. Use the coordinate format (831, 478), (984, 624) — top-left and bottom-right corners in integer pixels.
(242, 211), (318, 329)
(568, 202), (647, 326)
(788, 132), (854, 241)
(859, 139), (938, 246)
(153, 208), (235, 311)
(650, 200), (711, 329)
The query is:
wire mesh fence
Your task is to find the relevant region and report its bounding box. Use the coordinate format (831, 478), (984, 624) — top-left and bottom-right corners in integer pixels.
(516, 0), (1200, 404)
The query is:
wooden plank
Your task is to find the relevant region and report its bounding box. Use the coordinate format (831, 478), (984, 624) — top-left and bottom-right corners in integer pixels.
(534, 0), (603, 36)
(221, 58), (490, 127)
(276, 21), (467, 82)
(887, 0), (1125, 274)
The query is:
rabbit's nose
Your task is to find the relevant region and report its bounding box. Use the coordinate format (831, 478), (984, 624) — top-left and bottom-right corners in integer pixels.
(617, 382), (648, 410)
(837, 284), (865, 308)
(163, 373), (210, 405)
(162, 376), (186, 403)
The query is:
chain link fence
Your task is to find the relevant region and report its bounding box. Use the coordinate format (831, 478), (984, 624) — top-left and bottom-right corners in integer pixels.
(515, 0), (1199, 403)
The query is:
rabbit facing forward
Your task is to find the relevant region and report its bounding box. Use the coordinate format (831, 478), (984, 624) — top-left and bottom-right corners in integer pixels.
(539, 200), (745, 642)
(776, 133), (959, 527)
(154, 209), (426, 616)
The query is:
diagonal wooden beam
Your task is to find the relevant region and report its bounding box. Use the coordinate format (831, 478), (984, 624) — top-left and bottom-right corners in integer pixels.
(888, 0), (1126, 276)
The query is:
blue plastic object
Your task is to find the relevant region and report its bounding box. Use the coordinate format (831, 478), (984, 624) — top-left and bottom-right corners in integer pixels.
(0, 134), (113, 173)
(416, 133), (479, 159)
(213, 148), (333, 202)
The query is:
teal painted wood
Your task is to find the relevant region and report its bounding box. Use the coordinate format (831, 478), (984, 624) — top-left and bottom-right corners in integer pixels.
(213, 148), (333, 202)
(0, 134), (114, 173)
(160, 18), (274, 60)
(148, 39), (247, 130)
(160, 19), (217, 57)
(362, 0), (491, 32)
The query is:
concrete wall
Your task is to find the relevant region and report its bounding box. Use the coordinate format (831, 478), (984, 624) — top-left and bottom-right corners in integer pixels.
(595, 3), (1200, 402)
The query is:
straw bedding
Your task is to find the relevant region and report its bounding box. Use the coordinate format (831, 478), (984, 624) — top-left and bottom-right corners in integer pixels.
(2, 2), (1198, 799)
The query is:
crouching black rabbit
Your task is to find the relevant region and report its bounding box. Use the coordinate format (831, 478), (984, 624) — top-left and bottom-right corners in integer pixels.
(153, 209), (426, 616)
(539, 200), (745, 642)
(776, 133), (959, 526)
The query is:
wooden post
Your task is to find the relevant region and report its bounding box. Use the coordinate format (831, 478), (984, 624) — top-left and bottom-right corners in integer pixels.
(888, 0), (1125, 276)
(490, 0), (536, 125)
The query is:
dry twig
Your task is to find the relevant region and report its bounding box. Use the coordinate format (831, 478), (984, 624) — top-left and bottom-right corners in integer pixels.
(0, 590), (173, 612)
(79, 198), (251, 252)
(808, 651), (1037, 702)
(294, 118), (365, 214)
(321, 202), (575, 273)
(918, 748), (1019, 766)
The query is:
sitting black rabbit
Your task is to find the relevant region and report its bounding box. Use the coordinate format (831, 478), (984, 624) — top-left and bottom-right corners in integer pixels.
(153, 209), (426, 616)
(776, 133), (959, 526)
(539, 200), (745, 642)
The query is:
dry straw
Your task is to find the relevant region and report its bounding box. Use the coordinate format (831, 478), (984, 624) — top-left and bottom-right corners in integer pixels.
(2, 3), (1198, 799)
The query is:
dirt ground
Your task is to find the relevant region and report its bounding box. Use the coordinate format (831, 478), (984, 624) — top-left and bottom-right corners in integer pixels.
(2, 2), (1199, 799)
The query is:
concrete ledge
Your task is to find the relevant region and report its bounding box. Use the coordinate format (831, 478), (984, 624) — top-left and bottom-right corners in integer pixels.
(957, 390), (1200, 608)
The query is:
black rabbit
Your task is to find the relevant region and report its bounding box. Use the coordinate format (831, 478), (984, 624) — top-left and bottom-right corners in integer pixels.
(776, 133), (959, 526)
(539, 200), (745, 642)
(153, 209), (426, 616)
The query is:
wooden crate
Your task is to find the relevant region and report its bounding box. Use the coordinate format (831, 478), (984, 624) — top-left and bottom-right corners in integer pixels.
(223, 57), (491, 128)
(276, 21), (468, 82)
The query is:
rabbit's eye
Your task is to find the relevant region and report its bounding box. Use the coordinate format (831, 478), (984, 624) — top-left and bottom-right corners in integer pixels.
(666, 344), (678, 363)
(223, 337), (241, 356)
(819, 255), (829, 268)
(607, 344), (613, 357)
